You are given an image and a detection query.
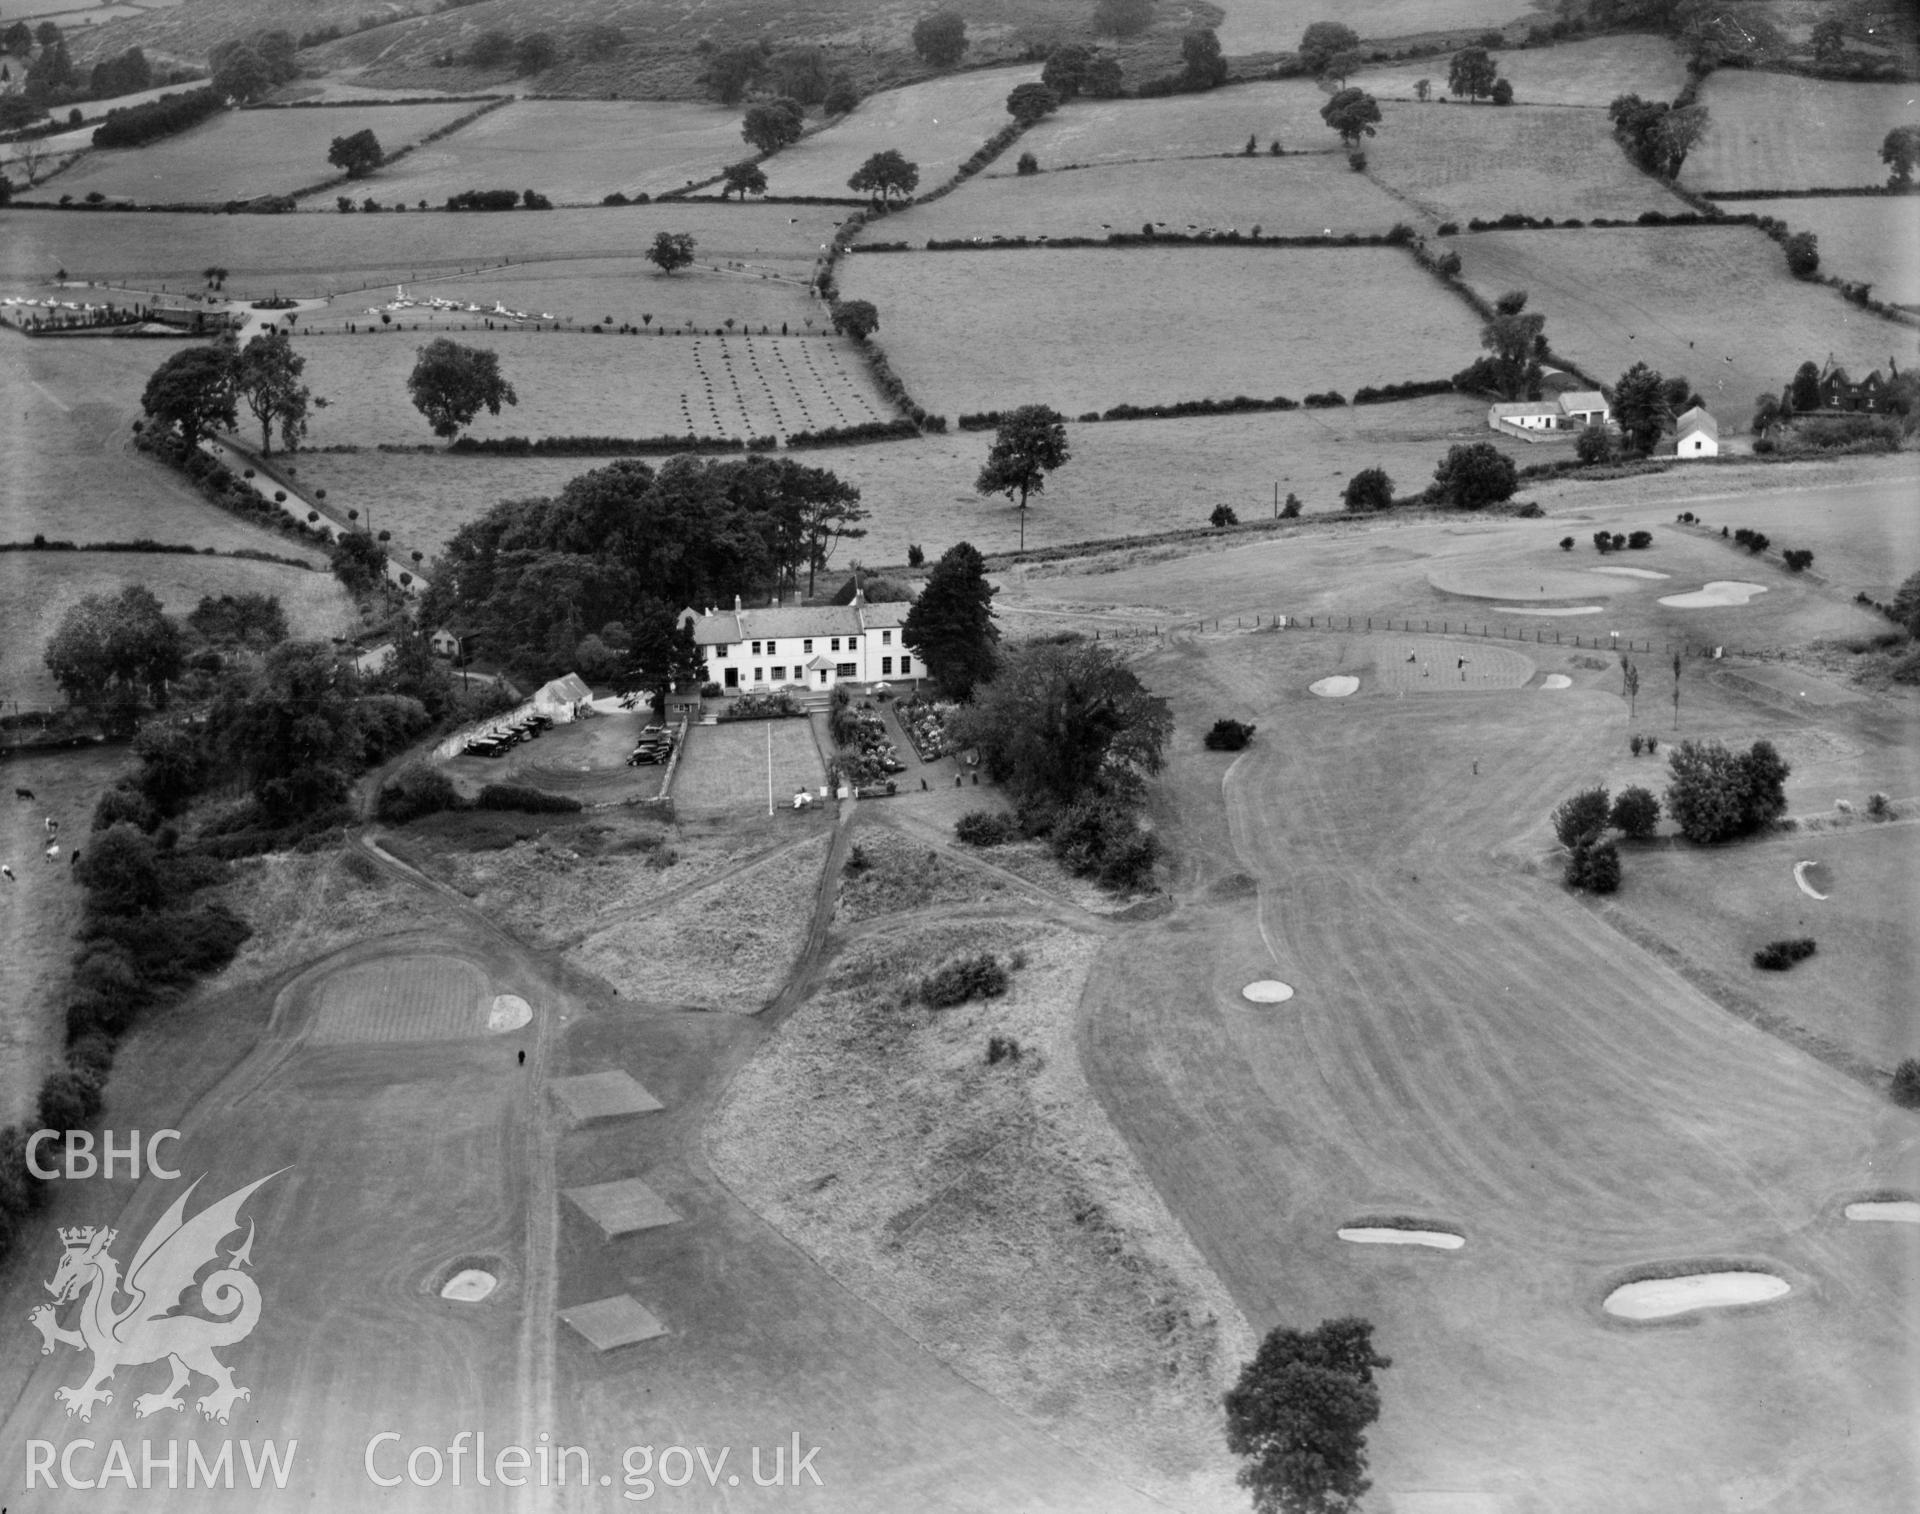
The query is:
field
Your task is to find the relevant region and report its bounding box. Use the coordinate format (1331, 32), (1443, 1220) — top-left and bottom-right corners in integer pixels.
(1005, 80), (1347, 167)
(839, 244), (1483, 417)
(44, 100), (485, 205)
(1352, 33), (1690, 107)
(288, 328), (891, 445)
(1212, 0), (1530, 54)
(1682, 73), (1918, 191)
(1449, 225), (1894, 429)
(887, 153), (1410, 241)
(366, 98), (757, 205)
(1740, 194), (1920, 307)
(695, 65), (1041, 200)
(1365, 101), (1695, 223)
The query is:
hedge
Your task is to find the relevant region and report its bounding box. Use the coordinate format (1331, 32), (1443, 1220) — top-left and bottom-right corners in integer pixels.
(475, 783), (582, 813)
(1352, 378), (1455, 404)
(91, 88), (224, 150)
(449, 433), (753, 456)
(785, 418), (920, 447)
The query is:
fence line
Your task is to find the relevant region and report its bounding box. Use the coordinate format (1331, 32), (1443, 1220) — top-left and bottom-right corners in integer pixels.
(1173, 612), (1755, 661)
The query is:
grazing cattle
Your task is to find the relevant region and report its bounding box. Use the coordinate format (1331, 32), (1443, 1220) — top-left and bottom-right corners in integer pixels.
(13, 788), (33, 801)
(1, 865), (13, 881)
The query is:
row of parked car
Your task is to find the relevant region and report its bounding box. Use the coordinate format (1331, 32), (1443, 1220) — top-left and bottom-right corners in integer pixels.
(626, 725), (676, 767)
(462, 713), (554, 759)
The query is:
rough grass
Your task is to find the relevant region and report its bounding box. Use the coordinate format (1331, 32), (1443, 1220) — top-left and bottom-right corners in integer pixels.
(837, 822), (1010, 923)
(707, 918), (1253, 1510)
(207, 846), (440, 987)
(1682, 73), (1919, 191)
(571, 830), (829, 1009)
(46, 100), (485, 205)
(1354, 33), (1690, 108)
(840, 245), (1483, 417)
(1448, 225), (1896, 428)
(1736, 195), (1920, 306)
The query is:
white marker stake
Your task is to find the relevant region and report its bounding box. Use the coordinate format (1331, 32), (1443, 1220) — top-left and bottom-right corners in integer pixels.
(767, 721), (774, 817)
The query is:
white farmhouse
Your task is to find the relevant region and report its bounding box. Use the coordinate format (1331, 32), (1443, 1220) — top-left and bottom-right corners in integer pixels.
(680, 592), (919, 694)
(1674, 406), (1719, 458)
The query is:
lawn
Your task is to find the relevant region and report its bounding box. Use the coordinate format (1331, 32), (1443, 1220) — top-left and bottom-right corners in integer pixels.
(1738, 194), (1920, 307)
(1448, 225), (1895, 428)
(44, 99), (485, 205)
(837, 244), (1483, 417)
(288, 328), (891, 445)
(1365, 102), (1695, 223)
(1352, 33), (1689, 107)
(0, 550), (353, 707)
(367, 98), (758, 205)
(887, 152), (1411, 240)
(670, 715), (827, 817)
(1683, 72), (1918, 192)
(694, 65), (1042, 200)
(1007, 80), (1348, 166)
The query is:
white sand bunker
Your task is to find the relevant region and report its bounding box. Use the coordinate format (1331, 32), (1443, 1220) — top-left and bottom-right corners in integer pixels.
(1309, 676), (1359, 698)
(1659, 581), (1768, 608)
(1243, 980), (1295, 1003)
(1792, 861), (1829, 901)
(1604, 1271), (1789, 1319)
(440, 1269), (498, 1302)
(1845, 1201), (1920, 1224)
(1493, 605), (1604, 616)
(1542, 674), (1573, 689)
(1590, 566), (1671, 579)
(488, 993), (532, 1031)
(1339, 1226), (1463, 1250)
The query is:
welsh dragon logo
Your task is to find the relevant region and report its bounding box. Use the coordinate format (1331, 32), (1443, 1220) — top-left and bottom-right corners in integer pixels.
(28, 1171), (281, 1424)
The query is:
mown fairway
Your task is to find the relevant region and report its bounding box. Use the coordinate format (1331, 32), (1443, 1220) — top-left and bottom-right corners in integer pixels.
(1682, 73), (1918, 191)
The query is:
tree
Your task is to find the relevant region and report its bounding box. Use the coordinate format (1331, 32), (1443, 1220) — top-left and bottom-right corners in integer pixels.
(1890, 569), (1920, 637)
(327, 128), (382, 178)
(1620, 653), (1640, 717)
(1210, 502), (1239, 527)
(233, 329), (311, 455)
(786, 464), (868, 594)
(1786, 359), (1822, 414)
(1414, 77), (1431, 101)
(1565, 835), (1621, 892)
(1611, 786), (1660, 839)
(1448, 46), (1498, 101)
(720, 160), (768, 199)
(1479, 289), (1545, 401)
(1552, 786), (1610, 847)
(1084, 54), (1126, 97)
(216, 641), (358, 819)
(1298, 22), (1359, 74)
(769, 45), (830, 104)
(1664, 739), (1790, 844)
(330, 530), (388, 599)
(1181, 28), (1227, 89)
(1225, 1318), (1391, 1514)
(1093, 0), (1153, 38)
(514, 31), (558, 74)
(701, 43), (763, 104)
(1006, 82), (1061, 125)
(904, 542), (998, 700)
(1810, 18), (1845, 63)
(1576, 426), (1616, 465)
(1319, 88), (1381, 148)
(1653, 104), (1708, 178)
(91, 46), (151, 98)
(1342, 467), (1394, 513)
(1881, 125), (1920, 188)
(1609, 94), (1707, 179)
(976, 405), (1070, 550)
(1429, 442), (1517, 508)
(406, 338), (518, 441)
(34, 19), (59, 48)
(1609, 361), (1671, 454)
(76, 824), (165, 913)
(1750, 392), (1784, 439)
(848, 148), (919, 204)
(3, 21), (30, 53)
(141, 341), (236, 453)
(1782, 231), (1819, 278)
(646, 230), (697, 274)
(824, 77), (860, 115)
(209, 41), (270, 102)
(626, 615), (705, 716)
(955, 638), (1170, 802)
(44, 586), (185, 713)
(912, 12), (969, 68)
(1491, 77), (1513, 105)
(1042, 43), (1092, 97)
(742, 98), (805, 153)
(828, 298), (879, 341)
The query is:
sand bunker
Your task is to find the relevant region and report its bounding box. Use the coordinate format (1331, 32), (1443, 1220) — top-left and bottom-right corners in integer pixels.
(440, 1269), (498, 1302)
(488, 993), (532, 1031)
(1590, 566), (1671, 579)
(1659, 581), (1768, 608)
(1243, 980), (1295, 1003)
(1542, 674), (1573, 689)
(1338, 1226), (1463, 1250)
(1792, 861), (1829, 901)
(1309, 676), (1359, 698)
(1493, 605), (1605, 616)
(1603, 1271), (1789, 1319)
(1845, 1201), (1920, 1223)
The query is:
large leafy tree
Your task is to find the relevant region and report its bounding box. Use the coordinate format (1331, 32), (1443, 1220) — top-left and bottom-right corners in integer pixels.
(975, 405), (1070, 550)
(216, 641), (359, 819)
(911, 12), (968, 67)
(1448, 45), (1498, 101)
(1609, 94), (1708, 178)
(848, 149), (919, 204)
(1479, 289), (1546, 400)
(1429, 441), (1517, 508)
(406, 338), (517, 441)
(741, 98), (805, 153)
(828, 297), (879, 341)
(1319, 88), (1380, 148)
(646, 230), (697, 274)
(720, 160), (767, 200)
(1041, 43), (1092, 98)
(326, 128), (383, 178)
(44, 585), (185, 713)
(233, 328), (311, 454)
(1180, 27), (1227, 89)
(208, 40), (271, 102)
(141, 341), (236, 453)
(903, 542), (998, 701)
(627, 616), (705, 715)
(1006, 81), (1061, 124)
(1881, 124), (1920, 188)
(1610, 360), (1670, 454)
(1297, 22), (1359, 73)
(1224, 1318), (1392, 1514)
(1664, 739), (1790, 843)
(954, 637), (1171, 803)
(700, 42), (764, 104)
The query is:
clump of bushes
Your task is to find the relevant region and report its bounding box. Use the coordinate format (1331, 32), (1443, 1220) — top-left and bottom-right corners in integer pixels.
(1733, 527), (1771, 554)
(1892, 1059), (1920, 1108)
(1753, 937), (1816, 971)
(1783, 548), (1814, 572)
(1628, 530), (1653, 549)
(1565, 835), (1621, 892)
(377, 763), (459, 822)
(954, 810), (1018, 847)
(1204, 718), (1256, 751)
(986, 1034), (1022, 1064)
(1209, 503), (1239, 527)
(475, 783), (581, 813)
(921, 952), (1010, 1008)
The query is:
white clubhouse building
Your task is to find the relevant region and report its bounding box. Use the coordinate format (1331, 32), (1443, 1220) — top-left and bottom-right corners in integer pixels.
(680, 593), (919, 693)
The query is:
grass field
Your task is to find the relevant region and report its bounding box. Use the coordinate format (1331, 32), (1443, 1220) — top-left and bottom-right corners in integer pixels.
(1353, 33), (1690, 106)
(1739, 194), (1920, 307)
(887, 152), (1410, 240)
(1007, 80), (1348, 166)
(44, 100), (484, 205)
(839, 244), (1483, 417)
(1365, 102), (1695, 223)
(366, 98), (756, 205)
(1449, 225), (1895, 428)
(289, 328), (889, 445)
(1683, 72), (1919, 191)
(1214, 0), (1533, 54)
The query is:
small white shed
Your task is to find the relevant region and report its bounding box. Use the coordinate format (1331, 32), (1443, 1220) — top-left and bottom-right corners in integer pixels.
(1675, 406), (1719, 458)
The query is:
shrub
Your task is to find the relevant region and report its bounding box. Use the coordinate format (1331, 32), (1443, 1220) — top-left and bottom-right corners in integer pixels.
(986, 1034), (1021, 1064)
(1610, 785), (1660, 838)
(474, 783), (581, 813)
(1783, 548), (1813, 572)
(954, 810), (1016, 846)
(1565, 836), (1620, 892)
(1867, 791), (1892, 818)
(1342, 466), (1395, 513)
(1280, 493), (1302, 518)
(1016, 151), (1038, 175)
(1893, 1059), (1920, 1108)
(1560, 536), (1575, 551)
(1552, 786), (1610, 847)
(1627, 530), (1653, 549)
(1204, 719), (1256, 751)
(1210, 502), (1239, 527)
(1753, 937), (1815, 971)
(921, 952), (1010, 1008)
(1630, 734), (1644, 755)
(377, 763), (460, 823)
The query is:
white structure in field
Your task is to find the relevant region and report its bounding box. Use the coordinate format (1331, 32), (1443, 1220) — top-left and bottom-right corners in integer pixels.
(681, 592), (919, 693)
(1674, 406), (1719, 458)
(1487, 390), (1612, 434)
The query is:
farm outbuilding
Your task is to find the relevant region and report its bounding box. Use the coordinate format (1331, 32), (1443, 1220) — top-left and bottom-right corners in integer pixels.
(1487, 392), (1613, 438)
(1674, 406), (1719, 458)
(532, 673), (596, 721)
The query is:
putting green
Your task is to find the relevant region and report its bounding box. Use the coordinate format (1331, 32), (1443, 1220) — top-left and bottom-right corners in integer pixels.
(308, 954), (492, 1044)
